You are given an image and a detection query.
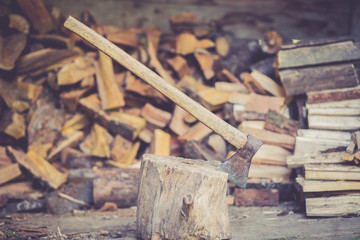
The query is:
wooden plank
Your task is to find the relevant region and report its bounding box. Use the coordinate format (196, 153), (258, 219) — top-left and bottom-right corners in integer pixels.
(297, 129), (352, 142)
(286, 152), (344, 168)
(306, 194), (360, 217)
(140, 103), (172, 128)
(215, 81), (249, 93)
(169, 105), (190, 136)
(234, 188), (279, 207)
(248, 164), (291, 182)
(252, 144), (290, 166)
(307, 107), (360, 116)
(305, 164), (360, 181)
(308, 115), (360, 131)
(296, 176), (360, 193)
(278, 64), (359, 96)
(307, 86), (360, 104)
(264, 110), (299, 136)
(109, 135), (140, 168)
(152, 129), (171, 156)
(178, 122), (212, 143)
(277, 41), (360, 69)
(198, 87), (231, 111)
(79, 123), (113, 158)
(250, 70), (285, 97)
(0, 164), (22, 185)
(246, 94), (285, 114)
(294, 137), (349, 155)
(194, 49), (215, 80)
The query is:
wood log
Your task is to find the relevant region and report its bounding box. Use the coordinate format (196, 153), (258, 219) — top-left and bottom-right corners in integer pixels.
(79, 94), (145, 140)
(305, 164), (360, 181)
(93, 168), (139, 207)
(167, 55), (190, 79)
(234, 188), (279, 207)
(250, 70), (285, 97)
(264, 110), (299, 136)
(0, 163), (22, 185)
(140, 103), (172, 128)
(308, 115), (360, 131)
(176, 32), (197, 55)
(152, 129), (171, 156)
(286, 152), (344, 168)
(306, 98), (360, 109)
(207, 134), (227, 159)
(0, 78), (30, 112)
(96, 51), (125, 110)
(246, 93), (285, 114)
(214, 81), (249, 93)
(278, 64), (359, 96)
(307, 107), (360, 116)
(194, 49), (215, 80)
(261, 30), (282, 54)
(16, 80), (43, 104)
(294, 137), (349, 155)
(240, 72), (267, 95)
(176, 75), (209, 96)
(198, 87), (231, 111)
(0, 146), (12, 168)
(7, 147), (67, 189)
(305, 194), (360, 217)
(297, 129), (351, 142)
(110, 134), (140, 168)
(179, 122), (212, 144)
(61, 113), (90, 136)
(169, 105), (190, 136)
(57, 56), (95, 86)
(17, 48), (79, 75)
(59, 88), (89, 112)
(248, 164), (292, 182)
(137, 154), (230, 240)
(0, 34), (27, 70)
(47, 131), (84, 161)
(277, 40), (360, 69)
(169, 12), (199, 33)
(307, 86), (360, 104)
(0, 110), (26, 140)
(0, 181), (42, 208)
(221, 69), (242, 84)
(79, 123), (113, 158)
(29, 34), (73, 49)
(16, 0), (55, 34)
(9, 14), (30, 34)
(183, 140), (224, 162)
(252, 144), (291, 166)
(216, 36), (230, 57)
(104, 26), (140, 47)
(60, 148), (93, 169)
(296, 176), (360, 193)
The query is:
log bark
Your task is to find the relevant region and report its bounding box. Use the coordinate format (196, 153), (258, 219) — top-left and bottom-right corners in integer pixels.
(307, 86), (360, 104)
(137, 154), (231, 240)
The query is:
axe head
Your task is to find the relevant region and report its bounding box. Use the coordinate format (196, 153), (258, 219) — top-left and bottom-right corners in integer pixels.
(216, 135), (263, 188)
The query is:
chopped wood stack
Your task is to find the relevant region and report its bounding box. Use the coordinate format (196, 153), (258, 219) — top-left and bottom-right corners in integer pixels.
(281, 39), (360, 217)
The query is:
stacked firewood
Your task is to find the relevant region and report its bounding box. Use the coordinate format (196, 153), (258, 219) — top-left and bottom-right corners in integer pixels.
(281, 41), (360, 217)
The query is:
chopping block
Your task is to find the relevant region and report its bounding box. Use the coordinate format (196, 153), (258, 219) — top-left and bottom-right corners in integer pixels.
(137, 154), (231, 240)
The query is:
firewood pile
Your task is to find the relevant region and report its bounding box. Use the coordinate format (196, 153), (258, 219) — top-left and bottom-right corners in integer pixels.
(0, 0), (359, 215)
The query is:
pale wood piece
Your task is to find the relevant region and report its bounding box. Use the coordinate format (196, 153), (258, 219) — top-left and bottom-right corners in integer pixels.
(47, 131), (84, 161)
(214, 81), (249, 93)
(0, 147), (12, 168)
(104, 26), (140, 47)
(169, 12), (199, 33)
(308, 107), (360, 116)
(0, 110), (26, 140)
(296, 176), (360, 193)
(278, 64), (359, 96)
(306, 99), (360, 109)
(250, 70), (285, 97)
(234, 188), (279, 207)
(228, 92), (252, 105)
(152, 129), (171, 156)
(176, 32), (197, 55)
(167, 55), (190, 79)
(0, 34), (27, 70)
(169, 105), (190, 136)
(176, 75), (209, 96)
(305, 194), (360, 217)
(16, 0), (55, 34)
(297, 129), (351, 141)
(308, 115), (360, 131)
(64, 17), (248, 149)
(9, 14), (30, 34)
(60, 88), (89, 112)
(305, 164), (360, 181)
(79, 94), (145, 140)
(246, 94), (285, 114)
(294, 137), (349, 155)
(248, 164), (292, 182)
(240, 120), (265, 130)
(7, 147), (67, 189)
(79, 123), (113, 158)
(216, 36), (230, 57)
(61, 113), (90, 136)
(240, 72), (267, 95)
(93, 168), (140, 207)
(307, 86), (360, 104)
(96, 51), (125, 110)
(252, 144), (291, 166)
(194, 49), (215, 80)
(184, 140), (224, 162)
(183, 111), (197, 125)
(141, 103), (172, 128)
(286, 152), (344, 168)
(139, 128), (154, 144)
(0, 164), (22, 185)
(277, 41), (360, 69)
(16, 81), (43, 103)
(179, 122), (213, 143)
(207, 134), (227, 159)
(239, 125), (295, 150)
(110, 135), (140, 168)
(137, 154), (231, 240)
(57, 56), (95, 86)
(265, 110), (299, 136)
(198, 87), (231, 111)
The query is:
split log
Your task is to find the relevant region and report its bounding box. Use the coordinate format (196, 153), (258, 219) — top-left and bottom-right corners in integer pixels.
(61, 148), (93, 169)
(110, 134), (140, 167)
(296, 176), (360, 193)
(0, 110), (26, 140)
(250, 70), (285, 97)
(167, 55), (190, 79)
(179, 122), (212, 144)
(214, 81), (248, 93)
(59, 88), (89, 112)
(184, 140), (224, 162)
(240, 72), (267, 95)
(104, 26), (140, 47)
(9, 14), (30, 34)
(252, 144), (291, 166)
(79, 94), (145, 140)
(233, 109), (266, 122)
(198, 87), (231, 111)
(308, 115), (360, 131)
(261, 30), (282, 54)
(7, 147), (67, 189)
(16, 80), (43, 103)
(0, 181), (42, 208)
(305, 164), (360, 181)
(0, 147), (12, 167)
(57, 56), (95, 86)
(297, 129), (351, 142)
(79, 123), (113, 158)
(47, 131), (84, 161)
(140, 103), (172, 128)
(0, 78), (30, 112)
(176, 32), (197, 55)
(248, 164), (292, 182)
(264, 110), (299, 136)
(307, 86), (360, 104)
(0, 34), (27, 70)
(278, 64), (359, 96)
(61, 113), (90, 136)
(305, 194), (360, 217)
(207, 134), (227, 159)
(169, 105), (190, 136)
(234, 188), (279, 207)
(16, 0), (55, 34)
(306, 98), (360, 109)
(176, 75), (209, 96)
(96, 51), (125, 110)
(215, 36), (230, 57)
(245, 93), (285, 114)
(286, 152), (344, 168)
(93, 168), (139, 207)
(137, 154), (230, 240)
(170, 13), (199, 33)
(294, 137), (349, 155)
(152, 129), (171, 156)
(0, 163), (22, 185)
(194, 49), (215, 80)
(220, 69), (242, 84)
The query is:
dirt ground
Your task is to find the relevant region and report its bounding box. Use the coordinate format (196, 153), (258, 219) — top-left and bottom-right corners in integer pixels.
(0, 202), (359, 240)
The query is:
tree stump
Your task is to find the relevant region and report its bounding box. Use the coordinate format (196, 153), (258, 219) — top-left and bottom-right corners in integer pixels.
(137, 154), (231, 240)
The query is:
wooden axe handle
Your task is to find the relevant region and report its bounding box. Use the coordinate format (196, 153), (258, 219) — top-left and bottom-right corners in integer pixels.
(64, 16), (247, 149)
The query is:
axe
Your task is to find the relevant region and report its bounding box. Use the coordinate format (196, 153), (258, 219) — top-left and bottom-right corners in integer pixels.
(64, 16), (263, 188)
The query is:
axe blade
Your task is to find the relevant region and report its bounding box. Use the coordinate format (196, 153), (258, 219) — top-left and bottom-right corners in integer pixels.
(217, 135), (263, 188)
